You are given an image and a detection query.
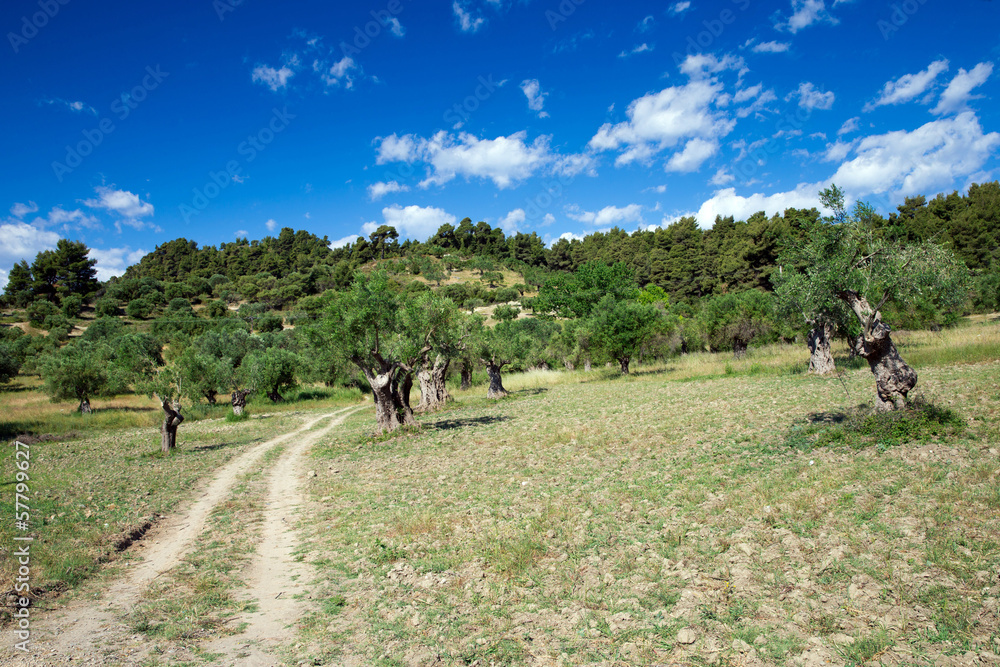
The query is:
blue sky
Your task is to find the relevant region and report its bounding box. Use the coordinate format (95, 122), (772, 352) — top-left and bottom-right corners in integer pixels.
(2, 0), (999, 286)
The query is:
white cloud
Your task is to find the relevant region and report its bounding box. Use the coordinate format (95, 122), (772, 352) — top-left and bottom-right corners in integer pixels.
(44, 206), (101, 230)
(566, 204), (643, 227)
(10, 202), (38, 218)
(265, 219), (278, 232)
(367, 204), (457, 241)
(385, 16), (405, 37)
(710, 168), (735, 186)
(520, 79), (549, 118)
(43, 98), (98, 115)
(680, 182), (826, 229)
(932, 62), (994, 116)
(0, 220), (61, 273)
(669, 1), (691, 15)
(822, 140), (855, 162)
(367, 180), (410, 200)
(749, 40), (791, 53)
(636, 15), (655, 32)
(86, 247), (147, 282)
(330, 234), (360, 249)
(734, 84), (762, 104)
(618, 43), (653, 58)
(830, 110), (1000, 197)
(589, 78), (734, 169)
(864, 59), (949, 112)
(453, 1), (485, 32)
(235, 230), (249, 238)
(735, 86), (777, 119)
(550, 231), (587, 247)
(787, 82), (834, 110)
(252, 63), (295, 91)
(666, 138), (718, 172)
(679, 53), (747, 79)
(498, 208), (526, 234)
(317, 56), (359, 89)
(837, 116), (860, 136)
(779, 0), (837, 33)
(376, 131), (592, 189)
(83, 186), (155, 231)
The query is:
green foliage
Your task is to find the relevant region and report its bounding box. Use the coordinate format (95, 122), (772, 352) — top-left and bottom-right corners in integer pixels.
(530, 261), (638, 318)
(26, 299), (61, 328)
(699, 290), (778, 355)
(785, 399), (965, 451)
(205, 299), (229, 318)
(40, 341), (113, 406)
(61, 293), (84, 319)
(3, 239), (99, 306)
(0, 343), (21, 383)
(126, 298), (155, 320)
(587, 295), (665, 372)
(493, 304), (520, 322)
(240, 347), (300, 401)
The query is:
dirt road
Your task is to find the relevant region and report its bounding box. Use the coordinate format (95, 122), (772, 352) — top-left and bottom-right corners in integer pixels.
(4, 406), (360, 666)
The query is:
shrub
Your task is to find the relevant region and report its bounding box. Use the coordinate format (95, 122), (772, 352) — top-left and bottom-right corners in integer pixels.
(95, 298), (120, 318)
(126, 298), (154, 320)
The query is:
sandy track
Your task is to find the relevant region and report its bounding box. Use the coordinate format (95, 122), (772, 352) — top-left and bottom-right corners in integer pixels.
(4, 406), (360, 666)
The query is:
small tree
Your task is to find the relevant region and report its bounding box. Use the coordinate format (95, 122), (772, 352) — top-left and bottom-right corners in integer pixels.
(241, 347), (300, 402)
(587, 295), (664, 374)
(40, 341), (110, 413)
(699, 290), (777, 359)
(478, 319), (529, 399)
(779, 188), (969, 410)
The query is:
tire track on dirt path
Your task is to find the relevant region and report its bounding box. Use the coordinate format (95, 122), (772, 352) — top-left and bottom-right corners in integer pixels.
(206, 406), (363, 666)
(4, 407), (359, 666)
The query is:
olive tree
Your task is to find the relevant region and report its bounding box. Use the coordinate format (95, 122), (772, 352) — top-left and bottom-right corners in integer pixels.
(586, 295), (665, 374)
(778, 187), (969, 410)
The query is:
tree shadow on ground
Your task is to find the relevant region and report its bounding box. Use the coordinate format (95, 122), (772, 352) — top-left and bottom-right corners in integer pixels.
(428, 415), (509, 431)
(91, 406), (156, 414)
(513, 387), (549, 396)
(805, 411), (848, 425)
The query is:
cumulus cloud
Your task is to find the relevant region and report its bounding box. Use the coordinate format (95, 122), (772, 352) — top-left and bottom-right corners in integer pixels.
(87, 247), (148, 282)
(252, 63), (295, 91)
(83, 186), (155, 231)
(375, 131), (593, 189)
(666, 138), (718, 172)
(364, 204), (457, 241)
(265, 219), (278, 232)
(679, 183), (826, 229)
(498, 208), (526, 234)
(330, 234), (360, 249)
(830, 110), (1000, 197)
(679, 53), (747, 79)
(746, 39), (791, 53)
(10, 202), (38, 218)
(618, 43), (653, 58)
(453, 1), (485, 32)
(669, 1), (691, 15)
(864, 59), (949, 112)
(837, 116), (860, 136)
(778, 0), (838, 33)
(710, 168), (735, 186)
(520, 79), (549, 118)
(316, 56), (359, 88)
(367, 180), (410, 200)
(932, 62), (994, 115)
(0, 220), (61, 287)
(589, 76), (735, 169)
(787, 82), (834, 110)
(565, 204), (643, 227)
(636, 15), (655, 32)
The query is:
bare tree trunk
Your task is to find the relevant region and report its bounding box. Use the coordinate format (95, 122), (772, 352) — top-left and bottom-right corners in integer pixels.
(619, 357), (630, 374)
(78, 398), (92, 414)
(266, 387), (281, 402)
(231, 389), (249, 415)
(485, 362), (508, 399)
(807, 320), (836, 375)
(733, 339), (748, 359)
(392, 371), (418, 427)
(584, 358), (592, 372)
(564, 360), (574, 370)
(417, 356), (451, 412)
(366, 370), (402, 434)
(838, 290), (917, 411)
(460, 361), (472, 390)
(205, 390), (217, 405)
(160, 400), (184, 453)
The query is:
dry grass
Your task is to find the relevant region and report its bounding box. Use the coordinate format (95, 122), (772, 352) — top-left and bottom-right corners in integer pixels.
(290, 318), (1000, 666)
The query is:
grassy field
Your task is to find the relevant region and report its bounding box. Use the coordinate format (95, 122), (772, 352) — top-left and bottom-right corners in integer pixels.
(2, 317), (999, 665)
(290, 320), (1000, 666)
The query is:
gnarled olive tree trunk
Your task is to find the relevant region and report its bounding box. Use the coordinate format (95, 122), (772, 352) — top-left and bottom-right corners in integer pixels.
(392, 370), (418, 427)
(838, 290), (917, 411)
(160, 399), (183, 453)
(807, 320), (836, 375)
(417, 355), (451, 412)
(618, 357), (630, 374)
(231, 389), (249, 415)
(365, 369), (403, 434)
(78, 397), (92, 414)
(484, 362), (508, 399)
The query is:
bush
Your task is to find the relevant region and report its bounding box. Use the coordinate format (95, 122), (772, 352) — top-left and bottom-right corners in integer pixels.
(95, 298), (120, 318)
(205, 299), (229, 318)
(167, 297), (194, 315)
(26, 299), (61, 327)
(61, 293), (84, 319)
(254, 311), (284, 333)
(126, 298), (154, 320)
